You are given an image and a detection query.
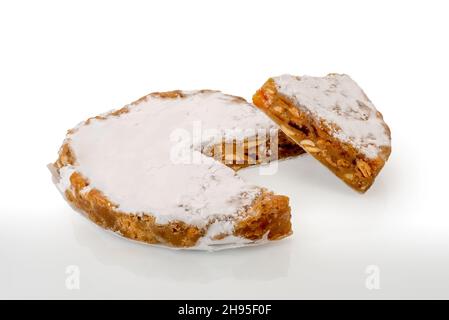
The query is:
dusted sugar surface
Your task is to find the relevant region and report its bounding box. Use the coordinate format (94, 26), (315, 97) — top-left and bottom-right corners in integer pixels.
(60, 91), (278, 229)
(273, 74), (391, 159)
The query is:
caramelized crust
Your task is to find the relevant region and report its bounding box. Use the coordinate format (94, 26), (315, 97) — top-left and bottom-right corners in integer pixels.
(253, 79), (391, 193)
(235, 193), (291, 240)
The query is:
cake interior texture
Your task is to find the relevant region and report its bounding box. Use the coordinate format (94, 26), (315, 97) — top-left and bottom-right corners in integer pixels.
(253, 74), (391, 192)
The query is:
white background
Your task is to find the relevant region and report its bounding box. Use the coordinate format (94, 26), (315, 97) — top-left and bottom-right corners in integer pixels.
(1, 0), (448, 299)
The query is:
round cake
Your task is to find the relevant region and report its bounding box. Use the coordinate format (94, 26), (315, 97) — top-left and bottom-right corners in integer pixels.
(52, 90), (303, 250)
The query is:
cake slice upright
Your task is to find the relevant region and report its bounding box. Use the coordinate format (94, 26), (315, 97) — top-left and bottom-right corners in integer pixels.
(253, 74), (391, 192)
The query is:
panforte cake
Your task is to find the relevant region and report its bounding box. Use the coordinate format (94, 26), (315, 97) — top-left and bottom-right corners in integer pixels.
(52, 90), (304, 251)
(253, 74), (391, 192)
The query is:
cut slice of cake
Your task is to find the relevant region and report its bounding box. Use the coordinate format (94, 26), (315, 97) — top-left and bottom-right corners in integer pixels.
(253, 74), (391, 192)
(52, 90), (304, 251)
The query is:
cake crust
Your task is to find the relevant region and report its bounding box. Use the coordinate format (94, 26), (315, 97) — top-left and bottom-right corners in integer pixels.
(253, 75), (391, 192)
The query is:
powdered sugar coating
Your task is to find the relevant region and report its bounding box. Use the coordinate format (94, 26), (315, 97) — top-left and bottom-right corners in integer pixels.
(273, 74), (390, 159)
(57, 91), (279, 244)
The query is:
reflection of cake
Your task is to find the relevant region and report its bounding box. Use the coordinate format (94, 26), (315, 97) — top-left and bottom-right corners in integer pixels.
(52, 90), (304, 251)
(253, 74), (391, 192)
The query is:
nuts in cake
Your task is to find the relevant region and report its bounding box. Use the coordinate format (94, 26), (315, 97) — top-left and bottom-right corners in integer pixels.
(253, 74), (391, 192)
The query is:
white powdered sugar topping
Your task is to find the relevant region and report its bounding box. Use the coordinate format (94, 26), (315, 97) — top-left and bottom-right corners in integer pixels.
(61, 91), (278, 237)
(273, 74), (390, 159)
